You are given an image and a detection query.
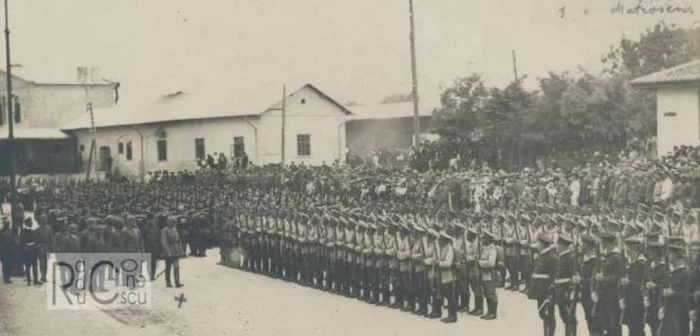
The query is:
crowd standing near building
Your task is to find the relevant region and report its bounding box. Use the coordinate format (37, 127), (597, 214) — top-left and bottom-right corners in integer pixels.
(0, 144), (699, 335)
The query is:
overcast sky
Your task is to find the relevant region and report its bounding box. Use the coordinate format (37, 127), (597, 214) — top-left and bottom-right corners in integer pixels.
(5, 0), (699, 111)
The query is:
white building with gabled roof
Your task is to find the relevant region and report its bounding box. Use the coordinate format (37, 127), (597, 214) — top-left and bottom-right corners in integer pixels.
(60, 83), (352, 179)
(631, 60), (700, 157)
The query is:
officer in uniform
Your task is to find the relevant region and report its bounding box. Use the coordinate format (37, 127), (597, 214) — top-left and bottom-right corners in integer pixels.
(555, 232), (577, 336)
(580, 233), (601, 336)
(452, 221), (469, 313)
(504, 214), (520, 290)
(396, 221), (412, 311)
(308, 214), (320, 288)
(374, 219), (388, 306)
(363, 221), (376, 302)
(479, 230), (499, 320)
(345, 215), (357, 297)
(467, 226), (484, 316)
(424, 228), (440, 318)
(620, 235), (648, 336)
(646, 231), (668, 336)
(528, 232), (558, 336)
(438, 230), (457, 323)
(161, 216), (185, 288)
(325, 214), (337, 291)
(411, 223), (427, 314)
(35, 214), (54, 283)
(519, 213), (534, 294)
(335, 216), (346, 293)
(658, 237), (690, 336)
(593, 230), (625, 336)
(385, 219), (399, 307)
(354, 216), (366, 298)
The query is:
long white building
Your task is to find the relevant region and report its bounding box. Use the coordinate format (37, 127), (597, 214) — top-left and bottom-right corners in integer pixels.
(60, 84), (352, 179)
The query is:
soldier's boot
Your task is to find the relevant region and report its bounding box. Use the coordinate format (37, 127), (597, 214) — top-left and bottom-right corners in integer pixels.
(460, 291), (471, 313)
(174, 268), (184, 288)
(441, 304), (457, 323)
(507, 270), (519, 290)
(165, 272), (173, 288)
(482, 300), (496, 320)
(381, 288), (391, 306)
(391, 288), (402, 309)
(418, 296), (429, 316)
(565, 322), (576, 336)
(428, 299), (442, 319)
(468, 296), (484, 316)
(403, 296), (415, 312)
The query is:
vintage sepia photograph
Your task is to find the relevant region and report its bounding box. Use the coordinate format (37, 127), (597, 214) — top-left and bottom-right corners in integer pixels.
(0, 0), (699, 335)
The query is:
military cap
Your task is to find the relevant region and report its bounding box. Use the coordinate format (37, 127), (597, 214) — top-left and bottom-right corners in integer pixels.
(452, 222), (466, 231)
(623, 236), (644, 245)
(647, 240), (665, 248)
(667, 241), (687, 252)
(537, 232), (553, 244)
(467, 227), (478, 236)
(439, 231), (452, 241)
(580, 234), (597, 245)
(413, 224), (426, 233)
(482, 230), (495, 241)
(427, 228), (439, 237)
(598, 230), (616, 240)
(557, 233), (573, 245)
(521, 213), (532, 222)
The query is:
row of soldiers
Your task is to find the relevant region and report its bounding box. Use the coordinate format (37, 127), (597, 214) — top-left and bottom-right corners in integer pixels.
(0, 200), (220, 289)
(218, 200), (700, 334)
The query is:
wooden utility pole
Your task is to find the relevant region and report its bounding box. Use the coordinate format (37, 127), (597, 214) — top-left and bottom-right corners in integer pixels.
(512, 49), (519, 81)
(409, 0), (420, 149)
(3, 0), (18, 228)
(281, 84), (286, 164)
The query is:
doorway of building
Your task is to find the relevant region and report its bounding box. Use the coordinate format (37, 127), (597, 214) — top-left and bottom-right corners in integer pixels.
(99, 146), (113, 172)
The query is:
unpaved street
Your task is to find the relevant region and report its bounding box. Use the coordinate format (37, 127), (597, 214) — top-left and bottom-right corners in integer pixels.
(1, 250), (588, 336)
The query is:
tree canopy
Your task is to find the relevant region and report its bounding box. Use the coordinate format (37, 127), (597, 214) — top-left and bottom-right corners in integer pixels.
(430, 22), (700, 170)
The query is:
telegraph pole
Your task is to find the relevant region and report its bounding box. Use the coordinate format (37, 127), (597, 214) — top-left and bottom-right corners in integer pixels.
(281, 84), (286, 164)
(512, 49), (519, 81)
(409, 0), (420, 149)
(3, 0), (18, 228)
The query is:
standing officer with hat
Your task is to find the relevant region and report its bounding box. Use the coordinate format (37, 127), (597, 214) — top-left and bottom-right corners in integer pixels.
(555, 232), (577, 336)
(504, 214), (520, 291)
(396, 220), (412, 310)
(353, 216), (366, 298)
(345, 214), (357, 296)
(410, 223), (427, 314)
(658, 237), (690, 336)
(593, 230), (625, 336)
(385, 218), (399, 307)
(161, 216), (185, 288)
(324, 213), (337, 291)
(438, 230), (457, 323)
(466, 225), (484, 316)
(620, 235), (648, 336)
(646, 230), (669, 336)
(451, 221), (469, 313)
(362, 220), (376, 302)
(479, 229), (499, 320)
(528, 232), (558, 336)
(579, 233), (602, 336)
(334, 215), (346, 293)
(373, 218), (388, 306)
(424, 228), (440, 318)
